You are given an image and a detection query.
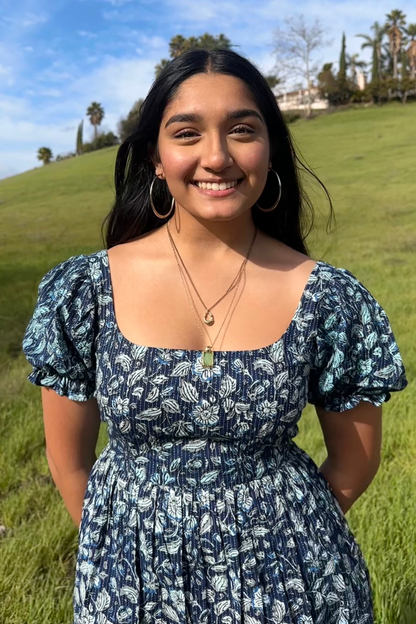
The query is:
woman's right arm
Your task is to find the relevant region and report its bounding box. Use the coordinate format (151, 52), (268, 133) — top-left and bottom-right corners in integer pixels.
(41, 387), (101, 527)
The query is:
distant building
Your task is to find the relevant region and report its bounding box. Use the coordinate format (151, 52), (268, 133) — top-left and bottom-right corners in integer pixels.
(356, 71), (367, 91)
(276, 86), (329, 111)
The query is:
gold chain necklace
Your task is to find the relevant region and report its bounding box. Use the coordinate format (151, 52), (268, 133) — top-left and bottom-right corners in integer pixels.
(170, 243), (245, 367)
(166, 219), (255, 326)
(166, 222), (257, 368)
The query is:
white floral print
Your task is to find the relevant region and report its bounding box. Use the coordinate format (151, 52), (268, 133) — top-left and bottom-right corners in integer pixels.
(22, 250), (408, 624)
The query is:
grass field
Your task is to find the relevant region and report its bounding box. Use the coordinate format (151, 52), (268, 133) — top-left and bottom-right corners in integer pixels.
(0, 102), (415, 623)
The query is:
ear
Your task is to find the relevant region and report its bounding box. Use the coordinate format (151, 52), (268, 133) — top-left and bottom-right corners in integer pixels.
(154, 163), (165, 179)
(148, 142), (165, 179)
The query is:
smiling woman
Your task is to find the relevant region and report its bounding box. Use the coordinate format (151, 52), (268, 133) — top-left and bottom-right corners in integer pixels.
(22, 49), (408, 624)
(105, 49), (330, 251)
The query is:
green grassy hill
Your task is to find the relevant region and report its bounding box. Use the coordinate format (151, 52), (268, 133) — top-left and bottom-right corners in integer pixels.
(0, 103), (415, 623)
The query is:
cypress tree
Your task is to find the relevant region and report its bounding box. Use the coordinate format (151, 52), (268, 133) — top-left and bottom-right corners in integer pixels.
(76, 120), (83, 156)
(338, 32), (347, 85)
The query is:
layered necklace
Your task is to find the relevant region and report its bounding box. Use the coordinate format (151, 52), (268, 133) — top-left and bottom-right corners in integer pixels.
(166, 220), (257, 368)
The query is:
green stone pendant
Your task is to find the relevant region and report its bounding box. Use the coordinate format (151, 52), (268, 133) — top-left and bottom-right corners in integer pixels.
(202, 346), (214, 368)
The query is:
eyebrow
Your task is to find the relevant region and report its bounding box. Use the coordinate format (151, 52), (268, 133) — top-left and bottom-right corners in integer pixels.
(164, 108), (264, 128)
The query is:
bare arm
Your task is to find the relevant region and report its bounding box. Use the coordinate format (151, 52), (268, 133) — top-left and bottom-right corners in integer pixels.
(41, 387), (101, 527)
(316, 401), (382, 514)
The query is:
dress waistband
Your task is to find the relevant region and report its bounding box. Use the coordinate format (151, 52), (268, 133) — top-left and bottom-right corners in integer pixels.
(109, 437), (293, 491)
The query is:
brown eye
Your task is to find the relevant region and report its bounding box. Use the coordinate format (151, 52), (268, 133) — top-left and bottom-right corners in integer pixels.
(232, 126), (254, 135)
(175, 130), (198, 140)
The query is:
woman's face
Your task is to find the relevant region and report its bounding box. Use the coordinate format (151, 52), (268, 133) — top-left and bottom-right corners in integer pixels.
(153, 72), (271, 222)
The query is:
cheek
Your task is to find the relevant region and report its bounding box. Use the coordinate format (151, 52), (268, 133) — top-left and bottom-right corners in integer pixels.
(235, 142), (269, 174)
(159, 150), (194, 181)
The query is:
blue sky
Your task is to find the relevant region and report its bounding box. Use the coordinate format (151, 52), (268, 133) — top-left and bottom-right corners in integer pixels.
(1, 0), (415, 179)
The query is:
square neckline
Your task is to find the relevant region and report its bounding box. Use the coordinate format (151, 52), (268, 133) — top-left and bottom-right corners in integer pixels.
(101, 249), (324, 356)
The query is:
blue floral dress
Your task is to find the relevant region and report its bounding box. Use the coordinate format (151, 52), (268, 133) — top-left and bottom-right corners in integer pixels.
(22, 250), (408, 624)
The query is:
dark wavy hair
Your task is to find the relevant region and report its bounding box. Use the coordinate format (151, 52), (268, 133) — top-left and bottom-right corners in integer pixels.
(102, 48), (334, 255)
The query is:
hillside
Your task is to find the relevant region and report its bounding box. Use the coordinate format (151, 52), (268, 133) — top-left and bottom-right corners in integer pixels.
(0, 103), (415, 623)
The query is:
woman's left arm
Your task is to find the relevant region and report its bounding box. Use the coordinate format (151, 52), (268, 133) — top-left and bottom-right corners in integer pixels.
(316, 402), (382, 514)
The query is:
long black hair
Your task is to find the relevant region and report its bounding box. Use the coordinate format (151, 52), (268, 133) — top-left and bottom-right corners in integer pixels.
(102, 48), (334, 255)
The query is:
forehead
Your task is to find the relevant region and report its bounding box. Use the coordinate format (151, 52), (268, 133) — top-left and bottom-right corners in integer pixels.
(162, 73), (259, 119)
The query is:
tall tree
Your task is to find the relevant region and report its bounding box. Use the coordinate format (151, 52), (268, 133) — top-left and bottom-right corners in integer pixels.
(273, 14), (331, 118)
(317, 62), (340, 104)
(264, 74), (281, 91)
(385, 9), (407, 79)
(155, 33), (233, 78)
(400, 48), (409, 79)
(37, 147), (53, 165)
(405, 23), (416, 79)
(356, 22), (385, 82)
(117, 98), (145, 142)
(400, 47), (414, 103)
(346, 53), (366, 85)
(76, 120), (83, 156)
(338, 32), (347, 85)
(86, 102), (105, 140)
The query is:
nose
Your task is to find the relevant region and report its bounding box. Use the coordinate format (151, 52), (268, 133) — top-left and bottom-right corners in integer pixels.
(199, 132), (234, 172)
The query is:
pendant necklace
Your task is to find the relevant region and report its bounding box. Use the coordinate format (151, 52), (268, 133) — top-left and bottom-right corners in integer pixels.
(166, 222), (257, 368)
(166, 220), (253, 327)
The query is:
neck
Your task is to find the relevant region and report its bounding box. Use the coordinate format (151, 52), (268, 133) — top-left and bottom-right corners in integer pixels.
(165, 205), (258, 266)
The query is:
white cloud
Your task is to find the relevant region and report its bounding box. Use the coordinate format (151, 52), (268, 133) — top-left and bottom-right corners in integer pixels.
(69, 56), (157, 116)
(77, 30), (98, 39)
(0, 151), (40, 180)
(0, 55), (159, 178)
(0, 116), (81, 180)
(100, 0), (135, 5)
(22, 13), (49, 27)
(0, 94), (30, 116)
(39, 88), (63, 98)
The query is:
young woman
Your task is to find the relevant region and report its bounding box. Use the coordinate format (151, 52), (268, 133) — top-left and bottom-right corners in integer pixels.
(23, 49), (408, 623)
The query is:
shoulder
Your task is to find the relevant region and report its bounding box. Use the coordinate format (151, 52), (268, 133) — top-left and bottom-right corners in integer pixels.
(38, 250), (107, 291)
(30, 250), (108, 321)
(313, 261), (393, 352)
(314, 261), (385, 321)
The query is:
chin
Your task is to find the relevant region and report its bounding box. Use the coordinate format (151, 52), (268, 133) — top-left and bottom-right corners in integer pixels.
(194, 208), (247, 222)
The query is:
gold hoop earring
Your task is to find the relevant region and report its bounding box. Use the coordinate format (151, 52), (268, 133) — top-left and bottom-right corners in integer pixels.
(150, 177), (175, 219)
(255, 169), (282, 213)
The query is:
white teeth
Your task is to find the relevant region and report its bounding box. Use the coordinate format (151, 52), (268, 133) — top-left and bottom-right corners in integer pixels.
(195, 180), (239, 190)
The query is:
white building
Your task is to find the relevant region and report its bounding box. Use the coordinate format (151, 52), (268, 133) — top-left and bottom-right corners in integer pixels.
(276, 86), (329, 111)
(356, 71), (367, 91)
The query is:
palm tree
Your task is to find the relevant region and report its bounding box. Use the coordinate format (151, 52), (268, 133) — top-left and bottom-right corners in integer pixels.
(37, 147), (53, 165)
(356, 22), (385, 82)
(385, 9), (407, 79)
(346, 53), (367, 85)
(86, 102), (105, 140)
(405, 23), (416, 79)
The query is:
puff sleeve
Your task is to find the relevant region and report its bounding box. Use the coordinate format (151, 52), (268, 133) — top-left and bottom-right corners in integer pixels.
(308, 267), (408, 412)
(22, 254), (97, 401)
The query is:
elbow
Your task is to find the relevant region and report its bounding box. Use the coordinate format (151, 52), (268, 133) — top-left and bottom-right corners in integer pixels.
(45, 446), (62, 488)
(45, 444), (96, 476)
(356, 458), (380, 494)
(46, 445), (55, 470)
(366, 453), (381, 484)
(326, 451), (381, 493)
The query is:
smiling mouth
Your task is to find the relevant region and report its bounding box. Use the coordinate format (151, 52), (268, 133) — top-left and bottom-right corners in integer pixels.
(191, 179), (244, 191)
